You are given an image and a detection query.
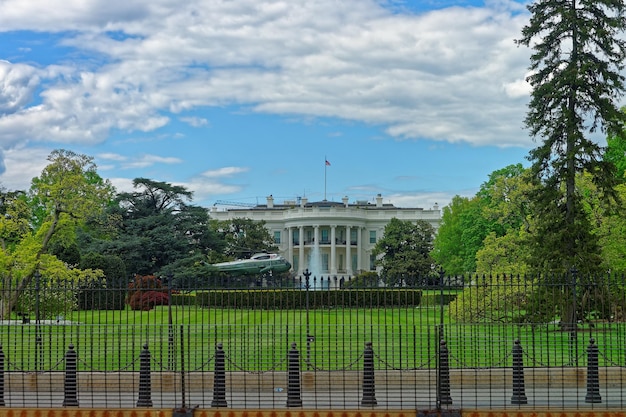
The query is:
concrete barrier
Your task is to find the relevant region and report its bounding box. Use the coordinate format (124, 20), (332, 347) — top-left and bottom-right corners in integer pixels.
(3, 367), (625, 393)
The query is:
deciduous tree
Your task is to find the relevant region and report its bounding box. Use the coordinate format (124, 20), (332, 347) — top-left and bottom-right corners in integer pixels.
(211, 218), (277, 259)
(0, 150), (113, 318)
(372, 218), (435, 285)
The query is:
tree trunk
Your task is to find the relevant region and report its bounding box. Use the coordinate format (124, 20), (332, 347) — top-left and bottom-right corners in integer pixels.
(0, 212), (59, 319)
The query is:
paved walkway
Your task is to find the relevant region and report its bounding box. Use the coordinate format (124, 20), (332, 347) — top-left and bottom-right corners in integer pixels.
(2, 387), (625, 410)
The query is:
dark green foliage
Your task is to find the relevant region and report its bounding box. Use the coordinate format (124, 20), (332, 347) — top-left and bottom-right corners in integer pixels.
(527, 183), (604, 275)
(604, 127), (626, 181)
(372, 218), (436, 284)
(193, 289), (423, 309)
(343, 271), (380, 288)
(79, 252), (127, 310)
(49, 240), (82, 266)
(524, 272), (626, 325)
(81, 178), (224, 279)
(211, 217), (277, 259)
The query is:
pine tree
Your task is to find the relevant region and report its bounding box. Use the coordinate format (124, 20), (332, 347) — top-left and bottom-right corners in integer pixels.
(517, 0), (626, 273)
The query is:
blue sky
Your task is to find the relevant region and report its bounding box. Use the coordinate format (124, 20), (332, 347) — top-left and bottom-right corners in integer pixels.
(0, 0), (556, 209)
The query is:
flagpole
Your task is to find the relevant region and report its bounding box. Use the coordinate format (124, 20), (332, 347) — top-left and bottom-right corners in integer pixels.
(324, 156), (327, 201)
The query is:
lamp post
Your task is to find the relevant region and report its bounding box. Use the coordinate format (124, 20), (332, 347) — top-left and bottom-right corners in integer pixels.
(303, 269), (312, 369)
(167, 275), (175, 371)
(34, 272), (43, 372)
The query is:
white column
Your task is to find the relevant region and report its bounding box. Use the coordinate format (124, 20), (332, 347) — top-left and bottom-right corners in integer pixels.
(298, 226), (304, 275)
(356, 226), (362, 274)
(313, 225), (320, 275)
(346, 225), (352, 277)
(288, 227), (294, 271)
(330, 225), (337, 275)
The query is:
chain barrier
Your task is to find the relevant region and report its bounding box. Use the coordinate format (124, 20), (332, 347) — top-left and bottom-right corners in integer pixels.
(522, 350), (586, 367)
(77, 355), (141, 372)
(305, 350), (365, 371)
(596, 349), (626, 368)
(374, 351), (435, 371)
(225, 353), (287, 374)
(448, 350), (513, 369)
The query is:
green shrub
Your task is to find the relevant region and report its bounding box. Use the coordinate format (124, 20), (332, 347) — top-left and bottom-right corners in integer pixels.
(194, 288), (422, 309)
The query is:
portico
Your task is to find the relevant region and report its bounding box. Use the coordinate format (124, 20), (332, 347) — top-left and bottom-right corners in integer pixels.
(210, 194), (441, 281)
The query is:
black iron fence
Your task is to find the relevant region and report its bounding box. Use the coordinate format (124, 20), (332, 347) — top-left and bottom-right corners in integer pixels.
(1, 270), (626, 409)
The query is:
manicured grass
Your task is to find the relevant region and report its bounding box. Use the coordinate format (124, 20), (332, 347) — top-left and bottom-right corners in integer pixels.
(2, 304), (625, 372)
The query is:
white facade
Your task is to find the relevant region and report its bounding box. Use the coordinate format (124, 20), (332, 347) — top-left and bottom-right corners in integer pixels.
(210, 194), (441, 278)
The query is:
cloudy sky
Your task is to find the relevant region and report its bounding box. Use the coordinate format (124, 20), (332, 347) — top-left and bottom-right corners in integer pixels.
(0, 0), (563, 209)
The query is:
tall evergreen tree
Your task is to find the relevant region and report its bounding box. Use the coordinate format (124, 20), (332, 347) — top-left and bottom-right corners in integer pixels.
(517, 0), (626, 273)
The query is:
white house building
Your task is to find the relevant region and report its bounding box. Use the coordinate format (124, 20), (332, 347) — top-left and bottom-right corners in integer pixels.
(210, 194), (441, 278)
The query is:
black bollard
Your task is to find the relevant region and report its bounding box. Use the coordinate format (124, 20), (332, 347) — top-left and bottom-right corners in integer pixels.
(62, 344), (79, 407)
(0, 344), (5, 407)
(437, 340), (453, 406)
(585, 338), (602, 403)
(136, 344), (153, 407)
(510, 339), (528, 405)
(286, 342), (302, 407)
(361, 341), (377, 406)
(211, 343), (227, 407)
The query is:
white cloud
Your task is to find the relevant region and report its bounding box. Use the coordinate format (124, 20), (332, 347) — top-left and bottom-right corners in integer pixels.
(0, 0), (535, 151)
(120, 154), (182, 169)
(180, 116), (209, 127)
(97, 152), (128, 162)
(0, 147), (51, 191)
(202, 166), (250, 178)
(0, 61), (40, 115)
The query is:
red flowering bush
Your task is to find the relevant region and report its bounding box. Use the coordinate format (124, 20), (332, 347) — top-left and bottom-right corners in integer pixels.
(126, 275), (170, 311)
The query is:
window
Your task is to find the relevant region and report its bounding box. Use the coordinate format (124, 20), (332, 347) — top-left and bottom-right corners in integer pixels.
(369, 230), (377, 244)
(350, 229), (358, 245)
(322, 253), (329, 272)
(321, 229), (329, 244)
(293, 255), (299, 272)
(352, 254), (358, 271)
(370, 255), (376, 270)
(274, 231), (281, 244)
(293, 229), (300, 245)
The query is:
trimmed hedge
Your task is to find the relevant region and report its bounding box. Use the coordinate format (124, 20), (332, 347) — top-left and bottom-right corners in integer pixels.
(191, 289), (423, 309)
(419, 293), (458, 307)
(170, 290), (462, 309)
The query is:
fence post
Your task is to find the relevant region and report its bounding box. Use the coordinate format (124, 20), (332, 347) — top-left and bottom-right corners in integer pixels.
(361, 341), (377, 406)
(136, 344), (153, 407)
(211, 343), (227, 407)
(437, 339), (453, 407)
(585, 338), (601, 403)
(62, 344), (79, 407)
(510, 339), (527, 405)
(286, 342), (302, 407)
(0, 343), (5, 407)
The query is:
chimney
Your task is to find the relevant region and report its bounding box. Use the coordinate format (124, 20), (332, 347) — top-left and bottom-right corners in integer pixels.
(375, 193), (383, 207)
(267, 195), (274, 208)
(342, 196), (349, 207)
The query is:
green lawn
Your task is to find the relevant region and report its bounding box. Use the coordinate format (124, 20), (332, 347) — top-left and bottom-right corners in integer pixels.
(2, 304), (625, 372)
